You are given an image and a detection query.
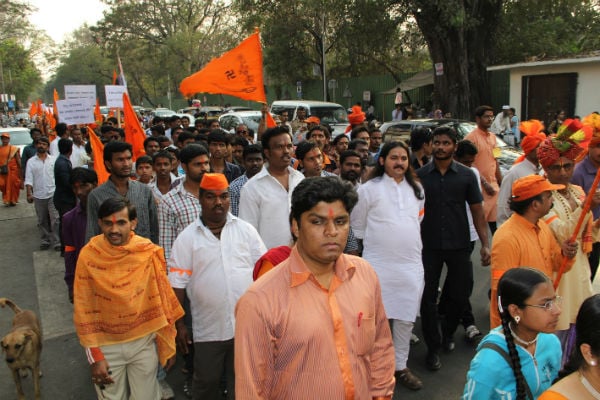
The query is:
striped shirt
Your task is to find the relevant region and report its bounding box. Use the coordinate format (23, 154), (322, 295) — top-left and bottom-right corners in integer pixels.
(85, 178), (158, 244)
(235, 247), (395, 400)
(158, 181), (201, 260)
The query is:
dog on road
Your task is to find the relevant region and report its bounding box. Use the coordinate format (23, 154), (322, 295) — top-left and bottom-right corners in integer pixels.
(0, 297), (42, 400)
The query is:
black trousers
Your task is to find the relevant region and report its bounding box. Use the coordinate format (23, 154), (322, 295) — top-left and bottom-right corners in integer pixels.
(439, 241), (476, 329)
(192, 339), (234, 400)
(588, 242), (600, 282)
(420, 248), (472, 353)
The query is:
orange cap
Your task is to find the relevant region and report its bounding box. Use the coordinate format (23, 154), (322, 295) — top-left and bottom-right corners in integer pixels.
(199, 173), (228, 191)
(305, 116), (320, 124)
(511, 175), (564, 201)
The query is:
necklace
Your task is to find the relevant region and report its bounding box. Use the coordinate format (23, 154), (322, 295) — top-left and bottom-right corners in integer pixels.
(554, 186), (578, 212)
(509, 322), (538, 347)
(580, 372), (600, 399)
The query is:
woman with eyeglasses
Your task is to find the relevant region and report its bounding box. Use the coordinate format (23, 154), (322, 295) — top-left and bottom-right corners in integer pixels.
(536, 124), (600, 366)
(463, 267), (562, 400)
(539, 294), (600, 399)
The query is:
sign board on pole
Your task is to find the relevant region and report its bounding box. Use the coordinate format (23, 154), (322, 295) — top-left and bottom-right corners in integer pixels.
(435, 62), (444, 76)
(55, 99), (95, 125)
(105, 85), (128, 108)
(363, 91), (371, 102)
(64, 85), (97, 102)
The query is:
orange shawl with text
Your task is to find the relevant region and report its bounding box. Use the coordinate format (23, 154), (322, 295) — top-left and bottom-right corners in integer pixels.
(74, 233), (184, 366)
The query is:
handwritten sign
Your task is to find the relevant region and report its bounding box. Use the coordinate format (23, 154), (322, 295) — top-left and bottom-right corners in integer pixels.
(55, 99), (95, 125)
(105, 85), (128, 108)
(64, 85), (96, 102)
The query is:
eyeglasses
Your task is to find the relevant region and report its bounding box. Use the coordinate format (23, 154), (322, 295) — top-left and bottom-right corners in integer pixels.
(547, 163), (574, 172)
(482, 115), (495, 120)
(524, 295), (563, 311)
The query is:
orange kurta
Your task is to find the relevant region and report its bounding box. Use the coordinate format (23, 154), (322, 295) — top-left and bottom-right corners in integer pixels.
(74, 233), (184, 366)
(464, 127), (499, 221)
(235, 247), (395, 400)
(0, 145), (21, 204)
(490, 213), (573, 328)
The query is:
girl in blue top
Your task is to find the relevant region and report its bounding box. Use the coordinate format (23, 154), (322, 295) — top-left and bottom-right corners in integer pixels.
(463, 268), (563, 399)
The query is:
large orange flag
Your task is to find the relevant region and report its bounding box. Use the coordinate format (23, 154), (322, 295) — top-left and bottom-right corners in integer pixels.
(87, 126), (109, 184)
(122, 92), (146, 161)
(179, 31), (266, 103)
(28, 101), (38, 118)
(36, 99), (43, 117)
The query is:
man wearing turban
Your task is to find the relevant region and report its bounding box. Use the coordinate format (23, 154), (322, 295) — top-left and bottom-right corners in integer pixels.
(496, 120), (546, 226)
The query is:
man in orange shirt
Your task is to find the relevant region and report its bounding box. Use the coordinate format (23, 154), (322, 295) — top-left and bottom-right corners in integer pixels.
(235, 176), (395, 400)
(464, 105), (503, 233)
(490, 175), (577, 328)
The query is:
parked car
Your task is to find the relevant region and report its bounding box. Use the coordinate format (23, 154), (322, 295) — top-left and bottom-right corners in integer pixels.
(219, 110), (263, 137)
(0, 127), (32, 154)
(270, 100), (349, 138)
(380, 118), (522, 175)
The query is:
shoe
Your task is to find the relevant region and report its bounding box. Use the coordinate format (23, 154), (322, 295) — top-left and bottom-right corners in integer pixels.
(443, 336), (455, 352)
(410, 333), (420, 346)
(426, 352), (442, 371)
(183, 377), (192, 399)
(465, 325), (482, 343)
(39, 244), (50, 250)
(54, 244), (62, 252)
(395, 368), (423, 390)
(158, 378), (175, 400)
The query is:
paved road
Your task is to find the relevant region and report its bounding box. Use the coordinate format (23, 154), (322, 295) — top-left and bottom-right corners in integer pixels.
(1, 194), (598, 399)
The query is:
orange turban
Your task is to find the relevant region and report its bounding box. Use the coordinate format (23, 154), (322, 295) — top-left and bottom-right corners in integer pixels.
(200, 173), (228, 191)
(583, 113), (600, 146)
(537, 118), (590, 169)
(513, 120), (546, 164)
(348, 105), (366, 126)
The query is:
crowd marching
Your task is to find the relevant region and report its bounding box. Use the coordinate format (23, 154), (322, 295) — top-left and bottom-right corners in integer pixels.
(2, 102), (600, 400)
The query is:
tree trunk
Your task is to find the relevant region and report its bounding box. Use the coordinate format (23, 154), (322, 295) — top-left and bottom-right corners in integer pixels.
(411, 0), (503, 120)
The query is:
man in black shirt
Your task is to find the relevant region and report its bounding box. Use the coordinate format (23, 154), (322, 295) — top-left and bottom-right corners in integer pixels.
(416, 127), (491, 371)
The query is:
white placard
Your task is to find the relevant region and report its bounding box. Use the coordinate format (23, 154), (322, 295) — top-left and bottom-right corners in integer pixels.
(64, 85), (96, 102)
(105, 85), (128, 108)
(56, 99), (95, 125)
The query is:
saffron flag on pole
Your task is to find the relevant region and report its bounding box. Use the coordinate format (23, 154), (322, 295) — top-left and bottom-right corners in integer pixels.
(87, 125), (109, 184)
(94, 98), (102, 124)
(265, 112), (277, 128)
(179, 30), (266, 103)
(122, 92), (146, 161)
(28, 101), (38, 118)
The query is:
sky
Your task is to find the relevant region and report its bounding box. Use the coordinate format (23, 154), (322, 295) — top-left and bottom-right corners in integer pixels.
(28, 0), (108, 43)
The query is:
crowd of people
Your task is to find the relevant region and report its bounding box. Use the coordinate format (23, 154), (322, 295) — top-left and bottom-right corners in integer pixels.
(1, 102), (600, 400)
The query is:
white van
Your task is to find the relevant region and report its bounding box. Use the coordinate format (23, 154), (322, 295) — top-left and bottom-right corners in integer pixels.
(270, 100), (349, 138)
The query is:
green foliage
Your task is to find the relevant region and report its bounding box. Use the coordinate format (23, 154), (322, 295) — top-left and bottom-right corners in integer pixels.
(494, 0), (600, 64)
(0, 40), (42, 103)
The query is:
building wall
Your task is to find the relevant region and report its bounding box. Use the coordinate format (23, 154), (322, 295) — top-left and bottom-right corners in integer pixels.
(507, 61), (600, 119)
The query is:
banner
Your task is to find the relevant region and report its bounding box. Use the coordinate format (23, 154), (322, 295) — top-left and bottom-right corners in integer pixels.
(65, 85), (97, 102)
(105, 85), (128, 108)
(55, 99), (95, 125)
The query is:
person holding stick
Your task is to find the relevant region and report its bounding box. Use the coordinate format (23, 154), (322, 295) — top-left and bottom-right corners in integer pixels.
(536, 124), (600, 365)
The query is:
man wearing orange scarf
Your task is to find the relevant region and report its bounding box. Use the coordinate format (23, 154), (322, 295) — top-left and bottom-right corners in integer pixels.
(74, 197), (184, 400)
(496, 120), (546, 226)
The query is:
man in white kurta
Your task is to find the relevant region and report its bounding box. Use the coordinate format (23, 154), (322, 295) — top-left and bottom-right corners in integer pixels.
(168, 173), (267, 399)
(351, 142), (425, 390)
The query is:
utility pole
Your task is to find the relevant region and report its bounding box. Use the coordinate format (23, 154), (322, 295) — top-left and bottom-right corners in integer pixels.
(322, 14), (326, 102)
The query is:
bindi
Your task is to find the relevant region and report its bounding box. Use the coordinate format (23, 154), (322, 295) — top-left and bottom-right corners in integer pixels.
(328, 207), (334, 219)
(111, 215), (117, 224)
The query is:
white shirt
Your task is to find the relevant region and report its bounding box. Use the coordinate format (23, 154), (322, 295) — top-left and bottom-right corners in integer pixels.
(24, 154), (56, 199)
(496, 158), (541, 226)
(49, 137), (60, 157)
(168, 214), (266, 341)
(490, 112), (512, 135)
(351, 174), (425, 321)
(238, 165), (304, 249)
(71, 142), (87, 168)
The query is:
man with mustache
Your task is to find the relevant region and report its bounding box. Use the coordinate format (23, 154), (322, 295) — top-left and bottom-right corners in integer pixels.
(85, 141), (158, 244)
(239, 126), (304, 249)
(351, 141), (425, 390)
(417, 127), (490, 372)
(169, 173), (266, 400)
(339, 150), (363, 188)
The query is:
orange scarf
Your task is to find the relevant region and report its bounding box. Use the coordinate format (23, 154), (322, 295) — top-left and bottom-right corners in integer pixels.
(74, 233), (184, 366)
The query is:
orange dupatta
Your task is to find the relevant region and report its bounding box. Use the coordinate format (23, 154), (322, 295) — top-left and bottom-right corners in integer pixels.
(73, 233), (184, 366)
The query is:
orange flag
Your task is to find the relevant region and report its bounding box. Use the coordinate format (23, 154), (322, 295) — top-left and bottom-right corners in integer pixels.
(179, 31), (266, 103)
(122, 92), (146, 161)
(36, 99), (43, 117)
(94, 98), (102, 124)
(53, 89), (59, 119)
(112, 69), (118, 85)
(28, 101), (38, 118)
(46, 109), (56, 130)
(87, 125), (109, 184)
(265, 112), (277, 128)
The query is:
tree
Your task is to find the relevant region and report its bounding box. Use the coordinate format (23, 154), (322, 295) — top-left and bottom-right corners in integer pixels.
(0, 40), (42, 104)
(398, 0), (503, 119)
(91, 0), (239, 105)
(494, 0), (600, 65)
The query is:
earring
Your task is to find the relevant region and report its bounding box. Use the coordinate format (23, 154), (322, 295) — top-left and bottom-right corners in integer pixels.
(514, 316), (520, 324)
(591, 360), (598, 367)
